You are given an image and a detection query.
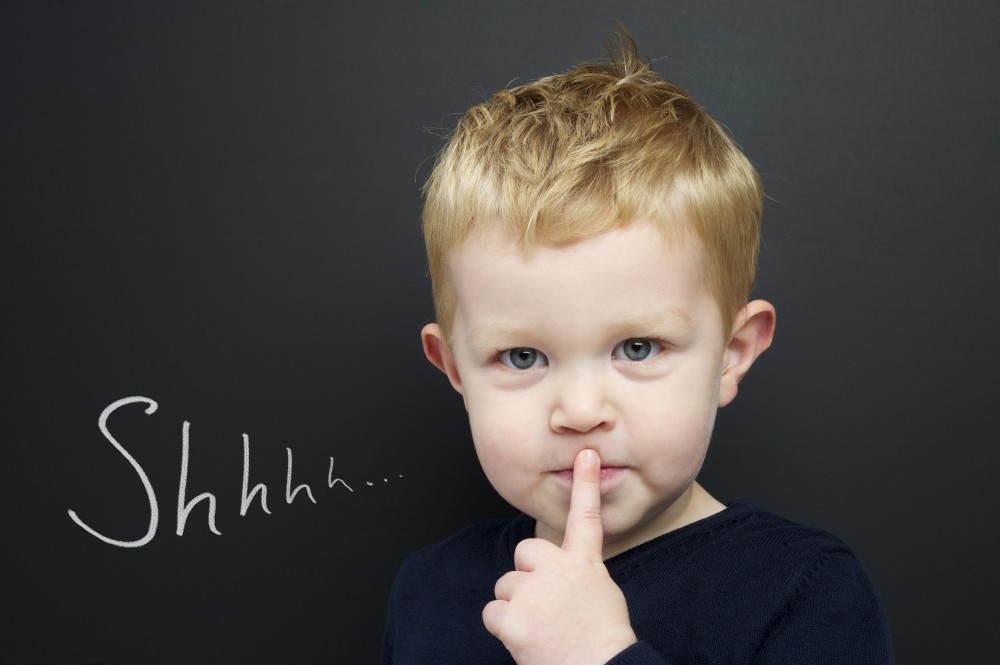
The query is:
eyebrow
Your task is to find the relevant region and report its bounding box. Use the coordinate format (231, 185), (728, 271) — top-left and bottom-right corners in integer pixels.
(466, 322), (541, 347)
(603, 307), (695, 339)
(467, 307), (694, 346)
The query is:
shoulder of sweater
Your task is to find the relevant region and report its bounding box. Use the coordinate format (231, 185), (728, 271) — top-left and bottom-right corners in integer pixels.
(702, 501), (872, 596)
(725, 500), (856, 557)
(609, 500), (860, 578)
(397, 514), (528, 578)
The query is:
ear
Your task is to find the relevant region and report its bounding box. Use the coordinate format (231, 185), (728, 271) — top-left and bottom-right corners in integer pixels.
(717, 300), (776, 408)
(421, 323), (465, 398)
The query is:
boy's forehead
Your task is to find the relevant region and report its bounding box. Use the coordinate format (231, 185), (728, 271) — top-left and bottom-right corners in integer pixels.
(464, 306), (696, 346)
(447, 222), (716, 332)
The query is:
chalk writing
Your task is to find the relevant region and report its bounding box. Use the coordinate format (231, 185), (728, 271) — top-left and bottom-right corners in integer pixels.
(67, 396), (160, 548)
(177, 419), (221, 536)
(285, 447), (316, 505)
(241, 433), (272, 516)
(328, 458), (353, 492)
(364, 474), (405, 487)
(67, 396), (401, 548)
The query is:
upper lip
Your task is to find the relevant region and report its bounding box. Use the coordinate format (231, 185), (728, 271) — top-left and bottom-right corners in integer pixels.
(550, 464), (626, 472)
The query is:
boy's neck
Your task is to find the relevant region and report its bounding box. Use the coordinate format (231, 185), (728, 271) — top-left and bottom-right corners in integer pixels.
(601, 482), (726, 560)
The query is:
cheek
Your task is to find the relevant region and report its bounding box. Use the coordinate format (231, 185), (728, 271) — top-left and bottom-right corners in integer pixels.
(631, 376), (718, 466)
(465, 392), (536, 489)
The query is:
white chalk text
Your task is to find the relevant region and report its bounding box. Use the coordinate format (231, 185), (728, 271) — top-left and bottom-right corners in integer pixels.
(67, 396), (397, 548)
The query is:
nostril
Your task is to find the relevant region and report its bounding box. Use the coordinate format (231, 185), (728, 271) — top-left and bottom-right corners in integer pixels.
(549, 404), (615, 435)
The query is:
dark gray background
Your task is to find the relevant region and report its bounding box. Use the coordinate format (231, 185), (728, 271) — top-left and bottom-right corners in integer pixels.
(4, 1), (997, 663)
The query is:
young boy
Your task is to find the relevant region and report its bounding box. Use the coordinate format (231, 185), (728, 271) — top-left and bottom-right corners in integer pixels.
(382, 34), (893, 664)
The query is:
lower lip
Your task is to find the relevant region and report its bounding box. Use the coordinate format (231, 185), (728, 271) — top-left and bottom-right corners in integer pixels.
(553, 467), (626, 489)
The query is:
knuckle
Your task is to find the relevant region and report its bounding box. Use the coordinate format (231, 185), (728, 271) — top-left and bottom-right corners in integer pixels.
(514, 537), (551, 568)
(481, 600), (503, 636)
(494, 570), (516, 598)
(576, 505), (602, 524)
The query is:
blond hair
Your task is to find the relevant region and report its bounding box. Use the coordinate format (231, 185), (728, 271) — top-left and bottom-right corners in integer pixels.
(423, 32), (762, 341)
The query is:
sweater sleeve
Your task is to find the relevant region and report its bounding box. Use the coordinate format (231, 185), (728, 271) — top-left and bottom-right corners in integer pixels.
(379, 580), (396, 665)
(755, 551), (893, 664)
(605, 641), (669, 665)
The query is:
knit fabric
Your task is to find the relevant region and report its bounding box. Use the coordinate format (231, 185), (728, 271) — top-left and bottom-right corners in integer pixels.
(381, 500), (893, 664)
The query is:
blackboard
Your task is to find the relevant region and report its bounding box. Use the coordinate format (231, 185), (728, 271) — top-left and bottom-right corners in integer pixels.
(6, 2), (998, 663)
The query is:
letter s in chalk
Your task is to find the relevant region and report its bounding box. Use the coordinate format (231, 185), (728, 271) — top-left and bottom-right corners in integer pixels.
(67, 396), (160, 548)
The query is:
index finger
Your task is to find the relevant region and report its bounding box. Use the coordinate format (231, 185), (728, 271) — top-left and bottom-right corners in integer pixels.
(560, 448), (604, 557)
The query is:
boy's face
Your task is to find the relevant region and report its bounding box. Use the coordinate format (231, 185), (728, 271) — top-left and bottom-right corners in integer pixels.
(422, 221), (773, 556)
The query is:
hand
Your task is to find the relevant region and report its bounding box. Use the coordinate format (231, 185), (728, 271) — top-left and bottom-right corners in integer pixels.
(482, 449), (638, 665)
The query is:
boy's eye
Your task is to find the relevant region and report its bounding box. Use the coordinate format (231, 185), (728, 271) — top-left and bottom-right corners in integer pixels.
(500, 348), (548, 370)
(613, 338), (662, 362)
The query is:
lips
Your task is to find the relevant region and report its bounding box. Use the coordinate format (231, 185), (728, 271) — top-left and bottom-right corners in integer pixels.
(551, 466), (626, 487)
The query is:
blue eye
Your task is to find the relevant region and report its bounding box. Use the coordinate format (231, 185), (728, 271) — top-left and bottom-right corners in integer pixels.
(614, 338), (661, 361)
(500, 347), (548, 370)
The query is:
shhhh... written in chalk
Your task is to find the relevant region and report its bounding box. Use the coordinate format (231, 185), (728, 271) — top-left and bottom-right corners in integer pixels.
(67, 396), (401, 548)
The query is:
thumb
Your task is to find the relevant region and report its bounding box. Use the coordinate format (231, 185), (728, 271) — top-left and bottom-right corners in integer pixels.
(561, 449), (604, 557)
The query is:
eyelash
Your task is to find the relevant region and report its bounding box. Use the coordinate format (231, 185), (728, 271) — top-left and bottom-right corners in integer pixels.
(493, 347), (548, 370)
(613, 337), (668, 363)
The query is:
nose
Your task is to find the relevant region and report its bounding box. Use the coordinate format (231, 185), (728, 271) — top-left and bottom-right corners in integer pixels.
(548, 367), (616, 434)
